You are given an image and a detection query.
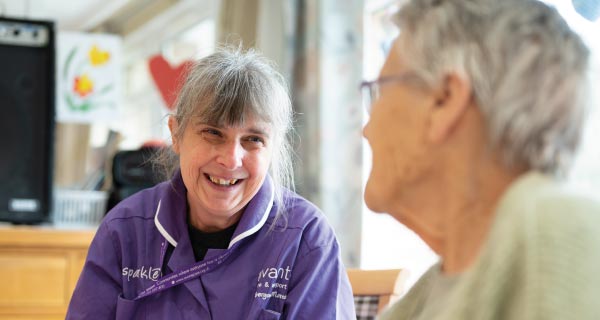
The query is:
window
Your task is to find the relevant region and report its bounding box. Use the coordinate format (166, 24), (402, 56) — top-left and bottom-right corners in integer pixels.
(361, 0), (437, 289)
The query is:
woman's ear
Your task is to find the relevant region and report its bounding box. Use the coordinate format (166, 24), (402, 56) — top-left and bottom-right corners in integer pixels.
(427, 73), (472, 144)
(168, 116), (180, 154)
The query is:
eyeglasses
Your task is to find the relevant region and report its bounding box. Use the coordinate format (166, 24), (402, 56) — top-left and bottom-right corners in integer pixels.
(360, 74), (416, 114)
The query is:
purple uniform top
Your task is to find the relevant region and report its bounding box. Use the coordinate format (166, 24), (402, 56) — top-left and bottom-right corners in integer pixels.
(66, 172), (356, 319)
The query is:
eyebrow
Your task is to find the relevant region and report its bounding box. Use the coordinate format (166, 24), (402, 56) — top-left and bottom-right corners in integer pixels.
(194, 121), (270, 138)
(246, 127), (270, 137)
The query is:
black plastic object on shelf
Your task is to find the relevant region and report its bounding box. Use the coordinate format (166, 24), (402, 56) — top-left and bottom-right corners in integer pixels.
(107, 147), (164, 213)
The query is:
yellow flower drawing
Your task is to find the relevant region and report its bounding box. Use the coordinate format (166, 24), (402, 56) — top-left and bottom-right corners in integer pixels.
(63, 42), (115, 112)
(89, 45), (111, 66)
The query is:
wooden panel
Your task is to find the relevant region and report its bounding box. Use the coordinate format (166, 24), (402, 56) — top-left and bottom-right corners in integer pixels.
(0, 227), (95, 248)
(347, 269), (408, 315)
(67, 251), (88, 294)
(0, 250), (68, 308)
(0, 227), (95, 319)
(347, 268), (407, 295)
(0, 315), (65, 320)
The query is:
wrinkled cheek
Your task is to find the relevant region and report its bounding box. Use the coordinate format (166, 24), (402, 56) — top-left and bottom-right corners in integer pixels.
(193, 169), (203, 186)
(250, 156), (272, 180)
(396, 146), (432, 184)
(181, 164), (201, 190)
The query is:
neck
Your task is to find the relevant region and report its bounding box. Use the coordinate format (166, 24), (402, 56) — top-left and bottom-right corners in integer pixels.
(439, 158), (521, 274)
(389, 166), (516, 275)
(394, 106), (526, 275)
(187, 205), (244, 233)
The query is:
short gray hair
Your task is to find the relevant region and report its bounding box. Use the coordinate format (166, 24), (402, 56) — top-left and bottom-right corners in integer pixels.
(158, 46), (294, 220)
(394, 0), (590, 175)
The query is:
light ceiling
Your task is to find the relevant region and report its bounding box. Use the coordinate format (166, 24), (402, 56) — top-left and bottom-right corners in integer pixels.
(0, 0), (181, 33)
(0, 0), (131, 30)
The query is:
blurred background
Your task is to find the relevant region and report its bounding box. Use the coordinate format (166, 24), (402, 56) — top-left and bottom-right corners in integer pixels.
(0, 0), (598, 294)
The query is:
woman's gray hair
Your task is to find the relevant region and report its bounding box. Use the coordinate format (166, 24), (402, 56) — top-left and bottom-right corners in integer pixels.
(394, 0), (590, 175)
(157, 46), (294, 221)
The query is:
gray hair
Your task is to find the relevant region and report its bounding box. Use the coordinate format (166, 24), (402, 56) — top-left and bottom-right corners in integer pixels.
(394, 0), (590, 175)
(157, 46), (294, 221)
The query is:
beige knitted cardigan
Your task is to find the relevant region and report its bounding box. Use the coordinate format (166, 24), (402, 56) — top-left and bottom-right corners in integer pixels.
(379, 172), (600, 320)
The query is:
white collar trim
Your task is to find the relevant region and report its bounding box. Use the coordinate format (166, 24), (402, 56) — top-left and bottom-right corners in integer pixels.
(228, 179), (274, 249)
(154, 200), (178, 247)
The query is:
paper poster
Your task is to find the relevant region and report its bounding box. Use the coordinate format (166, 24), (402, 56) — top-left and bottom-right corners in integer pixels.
(56, 32), (122, 123)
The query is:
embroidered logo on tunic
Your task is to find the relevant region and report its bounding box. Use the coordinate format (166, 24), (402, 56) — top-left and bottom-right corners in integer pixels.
(122, 266), (162, 282)
(254, 266), (291, 301)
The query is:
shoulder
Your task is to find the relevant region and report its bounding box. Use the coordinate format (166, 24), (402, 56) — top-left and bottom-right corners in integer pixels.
(101, 181), (174, 237)
(530, 188), (600, 317)
(532, 183), (600, 225)
(525, 180), (600, 268)
(493, 173), (600, 316)
(515, 175), (600, 243)
(495, 173), (600, 260)
(275, 189), (338, 251)
(496, 172), (600, 242)
(104, 181), (169, 222)
(90, 181), (177, 260)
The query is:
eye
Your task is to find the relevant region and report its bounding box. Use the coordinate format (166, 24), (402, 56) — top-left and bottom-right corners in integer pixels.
(246, 136), (264, 144)
(200, 128), (225, 143)
(242, 135), (266, 149)
(204, 128), (221, 136)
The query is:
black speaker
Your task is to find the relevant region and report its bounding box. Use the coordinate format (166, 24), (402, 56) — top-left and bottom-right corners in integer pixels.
(0, 17), (55, 224)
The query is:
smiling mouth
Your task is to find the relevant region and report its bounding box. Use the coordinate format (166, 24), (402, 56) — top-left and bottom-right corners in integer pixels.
(205, 174), (242, 186)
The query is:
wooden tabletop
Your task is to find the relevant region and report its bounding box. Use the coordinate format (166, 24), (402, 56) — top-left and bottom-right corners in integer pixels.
(0, 225), (97, 248)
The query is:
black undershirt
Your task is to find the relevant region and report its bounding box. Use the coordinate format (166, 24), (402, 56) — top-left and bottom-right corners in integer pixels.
(187, 221), (238, 261)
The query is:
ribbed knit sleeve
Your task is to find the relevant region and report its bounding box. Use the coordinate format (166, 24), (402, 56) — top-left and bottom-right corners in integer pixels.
(528, 190), (600, 320)
(378, 172), (600, 320)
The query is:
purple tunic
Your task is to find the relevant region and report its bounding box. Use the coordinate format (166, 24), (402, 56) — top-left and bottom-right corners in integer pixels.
(66, 172), (356, 319)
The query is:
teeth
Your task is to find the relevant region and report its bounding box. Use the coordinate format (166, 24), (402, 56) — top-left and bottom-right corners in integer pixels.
(208, 175), (238, 186)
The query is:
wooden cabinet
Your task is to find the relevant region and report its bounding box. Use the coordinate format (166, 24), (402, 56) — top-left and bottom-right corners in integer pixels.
(0, 226), (96, 320)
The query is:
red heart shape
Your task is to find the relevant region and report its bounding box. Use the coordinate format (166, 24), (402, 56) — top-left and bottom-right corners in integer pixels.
(148, 55), (193, 111)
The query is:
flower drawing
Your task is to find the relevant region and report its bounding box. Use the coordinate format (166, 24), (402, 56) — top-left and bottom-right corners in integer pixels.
(73, 74), (94, 97)
(62, 41), (115, 112)
(89, 45), (111, 66)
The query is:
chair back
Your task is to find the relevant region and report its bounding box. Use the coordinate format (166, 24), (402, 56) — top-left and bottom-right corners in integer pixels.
(347, 268), (407, 319)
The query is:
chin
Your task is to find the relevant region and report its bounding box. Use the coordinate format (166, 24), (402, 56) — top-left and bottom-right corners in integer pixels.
(364, 188), (386, 213)
(365, 201), (386, 213)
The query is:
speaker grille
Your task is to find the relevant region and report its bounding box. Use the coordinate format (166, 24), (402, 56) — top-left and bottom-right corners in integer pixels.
(0, 17), (54, 224)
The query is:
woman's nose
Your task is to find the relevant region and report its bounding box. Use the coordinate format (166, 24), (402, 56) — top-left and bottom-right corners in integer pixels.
(216, 141), (244, 170)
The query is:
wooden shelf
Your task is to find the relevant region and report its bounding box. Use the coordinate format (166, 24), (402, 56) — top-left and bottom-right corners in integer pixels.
(0, 226), (96, 319)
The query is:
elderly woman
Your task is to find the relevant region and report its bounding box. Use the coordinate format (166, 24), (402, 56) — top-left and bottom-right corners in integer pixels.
(362, 0), (600, 319)
(67, 48), (355, 319)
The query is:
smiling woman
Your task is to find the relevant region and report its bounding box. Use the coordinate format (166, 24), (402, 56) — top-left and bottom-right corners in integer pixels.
(169, 117), (274, 232)
(163, 47), (294, 233)
(66, 47), (356, 319)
